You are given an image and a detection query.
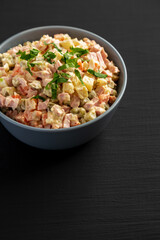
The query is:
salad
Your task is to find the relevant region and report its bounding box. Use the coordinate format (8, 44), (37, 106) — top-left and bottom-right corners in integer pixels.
(0, 34), (119, 129)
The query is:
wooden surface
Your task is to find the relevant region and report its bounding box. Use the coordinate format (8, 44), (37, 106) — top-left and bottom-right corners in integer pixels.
(0, 0), (160, 239)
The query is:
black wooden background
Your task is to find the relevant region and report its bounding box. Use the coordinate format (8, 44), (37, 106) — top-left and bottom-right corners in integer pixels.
(0, 0), (160, 239)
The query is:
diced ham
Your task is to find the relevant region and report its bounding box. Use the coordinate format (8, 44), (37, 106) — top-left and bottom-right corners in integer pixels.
(100, 48), (109, 64)
(12, 75), (28, 88)
(51, 104), (65, 117)
(33, 69), (52, 83)
(26, 86), (38, 98)
(87, 52), (100, 71)
(0, 94), (5, 107)
(11, 64), (23, 77)
(95, 86), (105, 96)
(48, 60), (62, 73)
(57, 92), (70, 105)
(63, 113), (71, 128)
(96, 51), (106, 69)
(101, 69), (113, 77)
(14, 112), (27, 124)
(87, 52), (98, 62)
(83, 97), (99, 111)
(3, 75), (12, 86)
(98, 94), (109, 103)
(42, 112), (51, 128)
(63, 113), (80, 128)
(70, 94), (80, 108)
(24, 71), (36, 83)
(8, 46), (30, 56)
(41, 78), (52, 87)
(61, 105), (71, 113)
(25, 98), (37, 111)
(94, 106), (105, 116)
(37, 99), (49, 111)
(0, 67), (7, 76)
(46, 104), (65, 129)
(89, 44), (101, 52)
(6, 110), (18, 119)
(109, 96), (116, 104)
(29, 120), (43, 128)
(17, 85), (28, 96)
(54, 34), (65, 41)
(95, 85), (113, 96)
(24, 110), (42, 121)
(70, 114), (80, 127)
(107, 61), (120, 74)
(32, 41), (47, 52)
(5, 96), (19, 110)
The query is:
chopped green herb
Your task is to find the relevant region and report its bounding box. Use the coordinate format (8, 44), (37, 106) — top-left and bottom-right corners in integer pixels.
(74, 69), (85, 86)
(60, 72), (71, 78)
(30, 62), (42, 67)
(87, 69), (107, 78)
(16, 48), (40, 75)
(32, 95), (46, 101)
(0, 78), (3, 82)
(58, 58), (80, 70)
(16, 48), (39, 61)
(26, 62), (33, 75)
(70, 46), (89, 57)
(45, 72), (70, 99)
(52, 43), (62, 53)
(43, 41), (62, 53)
(43, 50), (56, 64)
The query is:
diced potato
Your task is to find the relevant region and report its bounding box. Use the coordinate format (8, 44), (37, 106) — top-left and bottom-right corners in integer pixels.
(71, 74), (88, 98)
(19, 99), (26, 110)
(107, 78), (116, 88)
(62, 82), (74, 94)
(25, 98), (37, 111)
(1, 87), (15, 96)
(3, 63), (9, 72)
(54, 49), (63, 61)
(96, 78), (108, 87)
(29, 80), (42, 89)
(0, 77), (8, 88)
(43, 87), (52, 97)
(103, 85), (113, 95)
(84, 108), (96, 122)
(82, 75), (94, 92)
(75, 85), (88, 99)
(60, 39), (74, 50)
(46, 111), (54, 124)
(72, 38), (88, 49)
(1, 53), (15, 68)
(82, 61), (89, 71)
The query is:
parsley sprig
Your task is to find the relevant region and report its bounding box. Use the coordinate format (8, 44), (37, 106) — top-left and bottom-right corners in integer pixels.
(45, 72), (71, 99)
(32, 95), (46, 101)
(87, 69), (108, 78)
(74, 69), (85, 86)
(43, 50), (56, 64)
(58, 46), (88, 70)
(43, 41), (62, 53)
(16, 48), (40, 75)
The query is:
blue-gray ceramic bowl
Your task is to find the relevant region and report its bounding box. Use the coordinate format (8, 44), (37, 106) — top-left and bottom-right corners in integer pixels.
(0, 26), (127, 149)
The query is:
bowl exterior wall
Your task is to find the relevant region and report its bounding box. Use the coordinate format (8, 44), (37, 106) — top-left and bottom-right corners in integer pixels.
(0, 106), (117, 149)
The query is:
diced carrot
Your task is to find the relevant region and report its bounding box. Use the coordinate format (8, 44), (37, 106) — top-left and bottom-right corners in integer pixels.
(77, 59), (83, 71)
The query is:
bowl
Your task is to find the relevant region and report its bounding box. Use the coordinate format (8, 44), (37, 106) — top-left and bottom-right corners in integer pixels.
(0, 26), (127, 150)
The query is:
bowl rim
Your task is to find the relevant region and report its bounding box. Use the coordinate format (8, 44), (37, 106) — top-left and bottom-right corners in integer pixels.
(0, 25), (127, 132)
